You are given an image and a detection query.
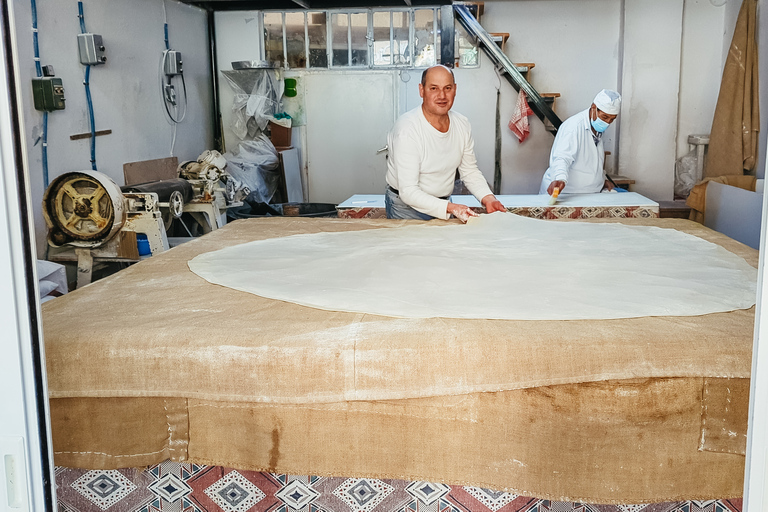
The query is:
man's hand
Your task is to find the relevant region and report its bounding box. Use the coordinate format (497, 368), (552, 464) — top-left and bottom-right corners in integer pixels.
(447, 202), (480, 223)
(481, 194), (507, 214)
(547, 180), (566, 196)
(602, 179), (615, 191)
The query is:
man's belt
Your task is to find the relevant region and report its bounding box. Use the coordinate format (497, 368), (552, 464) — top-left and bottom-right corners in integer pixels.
(388, 185), (450, 200)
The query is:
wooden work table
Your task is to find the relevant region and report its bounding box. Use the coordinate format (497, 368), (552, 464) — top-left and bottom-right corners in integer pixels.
(337, 192), (659, 219)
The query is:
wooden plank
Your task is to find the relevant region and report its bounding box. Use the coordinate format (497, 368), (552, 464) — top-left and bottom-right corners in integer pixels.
(610, 174), (636, 185)
(70, 129), (112, 141)
(115, 230), (140, 260)
(123, 157), (178, 186)
(489, 32), (509, 51)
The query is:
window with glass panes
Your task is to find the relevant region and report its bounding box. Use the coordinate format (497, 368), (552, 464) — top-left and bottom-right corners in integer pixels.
(258, 8), (477, 70)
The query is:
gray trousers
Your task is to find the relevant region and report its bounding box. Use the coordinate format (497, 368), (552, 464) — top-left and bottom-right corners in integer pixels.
(384, 187), (435, 220)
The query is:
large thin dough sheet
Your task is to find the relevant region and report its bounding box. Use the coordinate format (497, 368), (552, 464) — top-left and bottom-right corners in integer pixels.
(189, 213), (757, 320)
(42, 218), (756, 404)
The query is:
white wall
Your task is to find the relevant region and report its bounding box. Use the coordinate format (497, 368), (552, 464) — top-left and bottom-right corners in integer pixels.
(676, 0), (726, 160)
(477, 0), (622, 194)
(722, 0), (742, 66)
(214, 0), (759, 203)
(13, 0), (213, 254)
(677, 0), (763, 178)
(301, 72), (393, 202)
(216, 2), (623, 198)
(619, 0), (684, 201)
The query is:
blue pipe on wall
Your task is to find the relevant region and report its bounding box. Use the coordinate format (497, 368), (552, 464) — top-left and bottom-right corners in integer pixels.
(78, 1), (86, 33)
(31, 0), (48, 186)
(78, 1), (97, 171)
(31, 0), (42, 77)
(84, 65), (96, 170)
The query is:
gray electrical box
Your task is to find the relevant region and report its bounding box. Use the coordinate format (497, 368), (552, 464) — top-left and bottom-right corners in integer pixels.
(163, 50), (183, 76)
(32, 77), (65, 111)
(77, 33), (106, 65)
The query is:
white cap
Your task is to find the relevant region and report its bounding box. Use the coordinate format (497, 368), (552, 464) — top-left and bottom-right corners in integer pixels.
(593, 89), (622, 115)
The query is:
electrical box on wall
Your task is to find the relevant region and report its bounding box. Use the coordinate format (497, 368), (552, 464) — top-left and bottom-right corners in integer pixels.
(77, 33), (106, 65)
(163, 50), (183, 76)
(32, 77), (65, 111)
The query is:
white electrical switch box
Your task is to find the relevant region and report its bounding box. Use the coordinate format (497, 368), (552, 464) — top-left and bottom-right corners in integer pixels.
(77, 33), (106, 65)
(163, 50), (183, 76)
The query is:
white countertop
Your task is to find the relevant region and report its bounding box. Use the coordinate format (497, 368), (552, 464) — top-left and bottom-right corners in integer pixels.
(337, 192), (659, 209)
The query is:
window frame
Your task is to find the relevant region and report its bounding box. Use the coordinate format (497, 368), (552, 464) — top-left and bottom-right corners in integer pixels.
(259, 6), (451, 71)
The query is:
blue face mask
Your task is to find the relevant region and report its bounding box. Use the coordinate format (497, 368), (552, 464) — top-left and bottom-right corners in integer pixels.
(591, 117), (610, 133)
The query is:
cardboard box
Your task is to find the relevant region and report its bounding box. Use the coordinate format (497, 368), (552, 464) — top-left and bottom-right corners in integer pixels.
(269, 122), (292, 147)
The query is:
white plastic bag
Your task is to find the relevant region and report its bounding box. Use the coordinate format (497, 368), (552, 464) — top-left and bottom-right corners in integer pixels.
(674, 149), (698, 198)
(224, 134), (281, 204)
(222, 69), (284, 140)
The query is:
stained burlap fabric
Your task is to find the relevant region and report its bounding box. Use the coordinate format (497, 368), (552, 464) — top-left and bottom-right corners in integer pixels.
(706, 0), (760, 177)
(43, 217), (755, 503)
(51, 377), (747, 505)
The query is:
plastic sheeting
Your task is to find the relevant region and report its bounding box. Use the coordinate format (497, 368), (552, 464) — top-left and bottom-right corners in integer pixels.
(189, 213), (757, 320)
(223, 135), (280, 204)
(221, 69), (284, 140)
(37, 260), (68, 303)
(674, 149), (698, 198)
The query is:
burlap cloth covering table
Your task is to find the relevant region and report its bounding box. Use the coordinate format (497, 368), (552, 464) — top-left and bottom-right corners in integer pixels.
(44, 217), (754, 504)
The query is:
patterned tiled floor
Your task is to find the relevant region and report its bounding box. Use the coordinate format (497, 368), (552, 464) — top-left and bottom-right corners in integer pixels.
(54, 462), (742, 512)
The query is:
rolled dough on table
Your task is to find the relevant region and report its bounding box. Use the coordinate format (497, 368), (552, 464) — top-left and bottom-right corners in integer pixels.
(189, 213), (757, 320)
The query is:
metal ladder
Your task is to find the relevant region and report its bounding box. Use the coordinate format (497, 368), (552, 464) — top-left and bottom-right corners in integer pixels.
(454, 4), (562, 134)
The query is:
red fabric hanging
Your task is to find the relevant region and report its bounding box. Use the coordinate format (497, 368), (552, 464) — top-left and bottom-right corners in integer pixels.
(509, 89), (534, 143)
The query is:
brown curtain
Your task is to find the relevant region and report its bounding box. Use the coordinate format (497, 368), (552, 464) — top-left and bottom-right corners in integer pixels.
(705, 0), (760, 177)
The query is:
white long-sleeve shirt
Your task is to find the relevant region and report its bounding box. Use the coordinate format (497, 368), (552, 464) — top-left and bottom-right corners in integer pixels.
(386, 106), (493, 219)
(539, 109), (605, 194)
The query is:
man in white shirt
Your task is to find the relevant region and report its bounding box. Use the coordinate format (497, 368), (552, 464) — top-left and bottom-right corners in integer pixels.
(539, 89), (622, 196)
(385, 65), (506, 222)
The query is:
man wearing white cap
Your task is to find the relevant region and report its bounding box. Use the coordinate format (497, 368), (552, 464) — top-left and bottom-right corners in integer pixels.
(539, 89), (622, 196)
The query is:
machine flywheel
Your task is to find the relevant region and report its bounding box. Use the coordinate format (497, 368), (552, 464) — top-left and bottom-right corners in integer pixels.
(43, 171), (125, 246)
